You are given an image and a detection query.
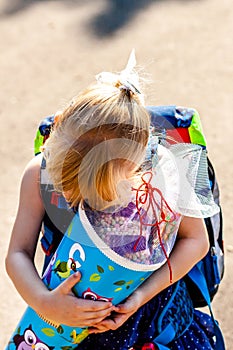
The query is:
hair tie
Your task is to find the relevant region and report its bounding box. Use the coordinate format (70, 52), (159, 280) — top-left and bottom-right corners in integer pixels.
(119, 80), (141, 96)
(119, 84), (131, 98)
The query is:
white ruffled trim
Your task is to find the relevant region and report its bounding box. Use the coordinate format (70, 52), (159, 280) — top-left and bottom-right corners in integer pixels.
(115, 142), (219, 219)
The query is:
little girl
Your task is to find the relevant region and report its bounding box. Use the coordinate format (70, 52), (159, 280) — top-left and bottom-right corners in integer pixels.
(5, 54), (222, 349)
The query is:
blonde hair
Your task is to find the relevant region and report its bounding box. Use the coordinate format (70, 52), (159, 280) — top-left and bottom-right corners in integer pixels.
(44, 79), (150, 210)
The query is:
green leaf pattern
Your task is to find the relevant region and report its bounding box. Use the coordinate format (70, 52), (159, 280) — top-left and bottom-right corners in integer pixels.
(90, 273), (101, 282)
(41, 328), (56, 337)
(88, 265), (135, 293)
(114, 280), (126, 286)
(97, 265), (104, 273)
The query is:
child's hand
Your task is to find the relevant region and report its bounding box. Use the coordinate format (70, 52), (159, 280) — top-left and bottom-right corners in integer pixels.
(40, 271), (117, 327)
(88, 289), (144, 334)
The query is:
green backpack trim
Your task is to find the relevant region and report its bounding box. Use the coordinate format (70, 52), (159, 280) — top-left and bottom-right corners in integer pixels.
(188, 110), (207, 147)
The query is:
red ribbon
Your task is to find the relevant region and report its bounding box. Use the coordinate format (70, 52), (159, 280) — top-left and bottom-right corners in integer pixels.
(132, 171), (176, 283)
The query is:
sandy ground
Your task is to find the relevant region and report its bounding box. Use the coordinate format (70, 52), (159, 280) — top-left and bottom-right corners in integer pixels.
(0, 0), (232, 348)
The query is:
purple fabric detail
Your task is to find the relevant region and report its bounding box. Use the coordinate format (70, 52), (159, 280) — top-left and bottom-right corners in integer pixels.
(111, 235), (146, 255)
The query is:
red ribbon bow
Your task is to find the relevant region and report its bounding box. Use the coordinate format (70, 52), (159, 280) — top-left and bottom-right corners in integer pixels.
(133, 171), (176, 283)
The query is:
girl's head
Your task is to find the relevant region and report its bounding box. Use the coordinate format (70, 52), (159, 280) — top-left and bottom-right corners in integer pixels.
(44, 68), (150, 210)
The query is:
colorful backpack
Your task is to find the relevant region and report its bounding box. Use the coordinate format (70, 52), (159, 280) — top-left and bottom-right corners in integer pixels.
(146, 105), (224, 308)
(34, 105), (224, 308)
(34, 105), (225, 349)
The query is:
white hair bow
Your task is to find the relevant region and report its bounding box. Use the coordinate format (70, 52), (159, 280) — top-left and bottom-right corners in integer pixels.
(96, 49), (144, 103)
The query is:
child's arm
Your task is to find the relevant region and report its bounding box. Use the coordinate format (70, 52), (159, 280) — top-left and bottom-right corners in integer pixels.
(5, 156), (116, 327)
(88, 216), (209, 333)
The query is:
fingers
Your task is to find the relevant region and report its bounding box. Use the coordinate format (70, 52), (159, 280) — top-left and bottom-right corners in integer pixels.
(116, 295), (139, 314)
(88, 312), (127, 333)
(71, 299), (113, 314)
(72, 309), (115, 328)
(58, 271), (82, 294)
(114, 303), (128, 313)
(58, 272), (115, 310)
(79, 306), (114, 321)
(88, 318), (115, 334)
(88, 326), (108, 334)
(71, 303), (118, 328)
(53, 272), (121, 327)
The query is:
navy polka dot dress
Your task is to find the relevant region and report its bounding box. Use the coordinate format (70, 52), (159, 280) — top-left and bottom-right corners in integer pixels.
(77, 281), (216, 350)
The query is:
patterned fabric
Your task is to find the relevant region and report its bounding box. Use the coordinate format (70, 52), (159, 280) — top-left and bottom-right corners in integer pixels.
(157, 280), (193, 338)
(169, 310), (216, 350)
(85, 202), (181, 267)
(76, 281), (216, 350)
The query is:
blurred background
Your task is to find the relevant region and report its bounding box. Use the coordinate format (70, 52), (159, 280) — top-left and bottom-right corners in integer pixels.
(0, 0), (232, 348)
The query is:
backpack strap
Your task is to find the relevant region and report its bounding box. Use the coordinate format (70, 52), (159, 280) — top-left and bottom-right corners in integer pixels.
(151, 324), (176, 350)
(188, 264), (225, 349)
(130, 324), (176, 350)
(149, 268), (225, 350)
(40, 156), (75, 271)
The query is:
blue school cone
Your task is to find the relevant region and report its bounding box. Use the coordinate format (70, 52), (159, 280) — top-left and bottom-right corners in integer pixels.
(6, 207), (158, 350)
